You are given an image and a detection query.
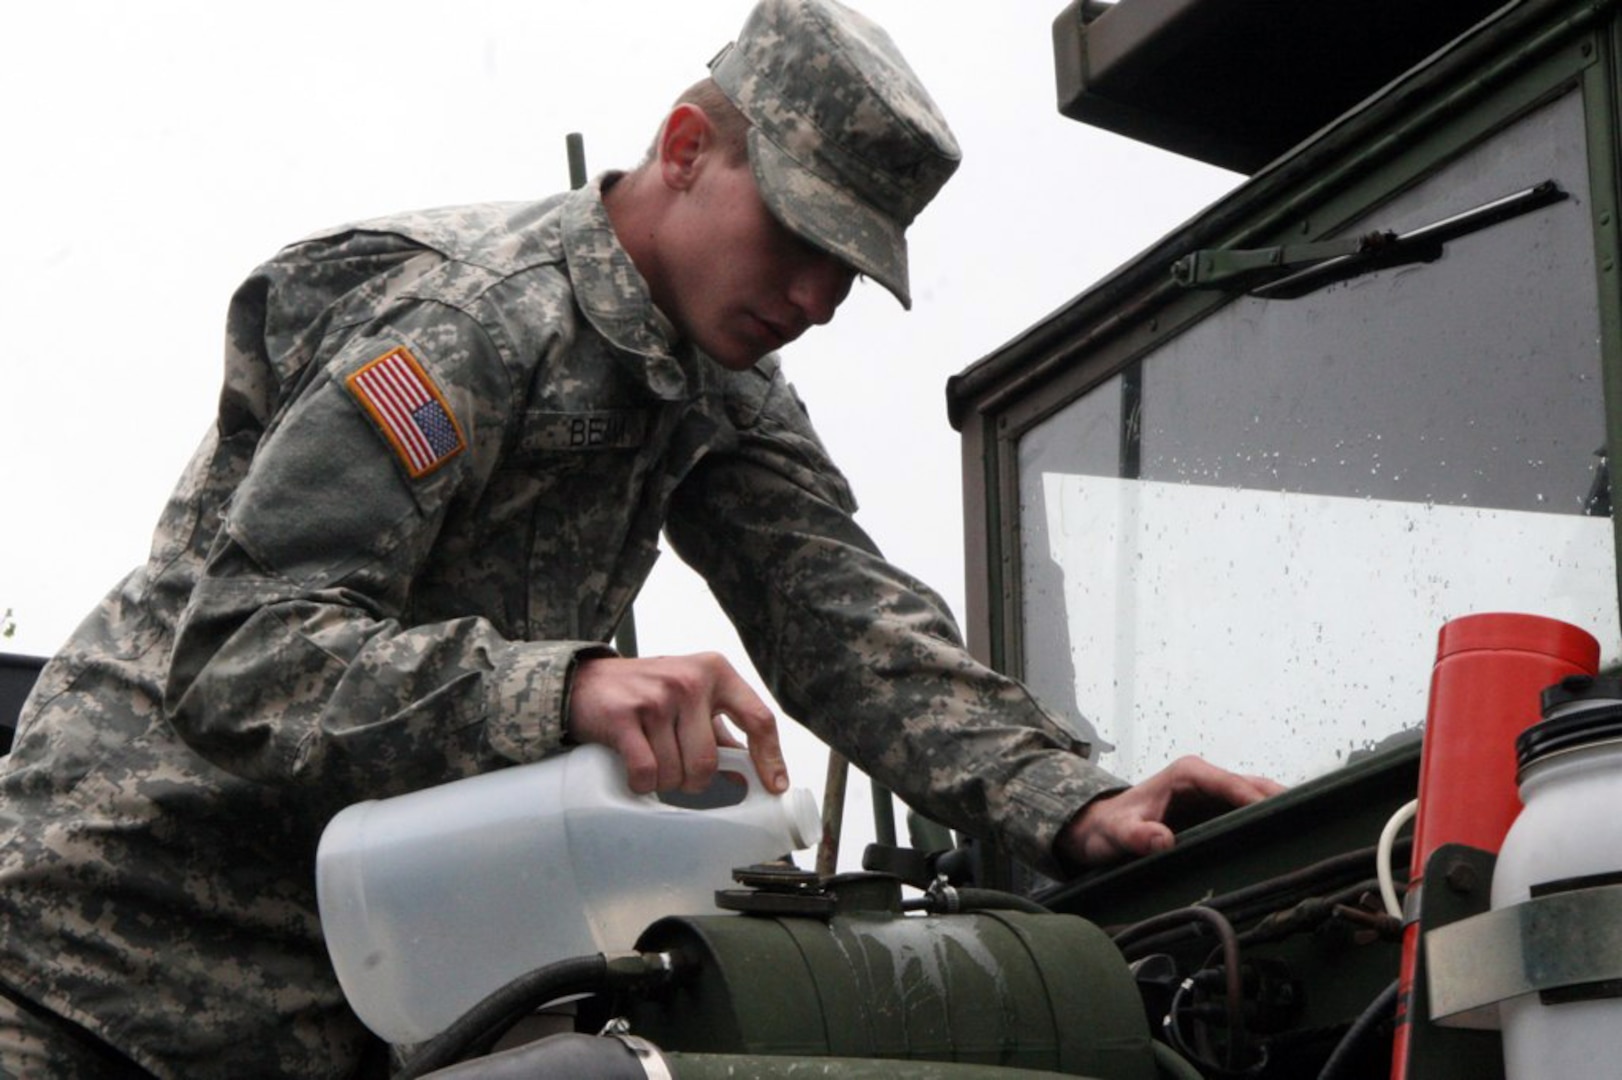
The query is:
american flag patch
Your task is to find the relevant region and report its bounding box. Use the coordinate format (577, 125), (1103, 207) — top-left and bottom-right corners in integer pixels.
(345, 346), (466, 479)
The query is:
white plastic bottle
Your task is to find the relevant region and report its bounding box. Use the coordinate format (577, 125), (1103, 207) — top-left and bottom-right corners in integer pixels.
(315, 744), (820, 1044)
(1491, 677), (1622, 1079)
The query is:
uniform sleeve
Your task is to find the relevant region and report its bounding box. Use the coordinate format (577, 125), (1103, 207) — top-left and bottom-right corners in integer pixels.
(666, 364), (1127, 877)
(163, 302), (606, 805)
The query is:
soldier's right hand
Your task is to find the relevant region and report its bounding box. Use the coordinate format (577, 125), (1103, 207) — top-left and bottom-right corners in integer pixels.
(566, 652), (788, 797)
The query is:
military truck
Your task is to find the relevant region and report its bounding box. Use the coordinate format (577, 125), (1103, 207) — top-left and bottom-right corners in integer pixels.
(5, 0), (1620, 1076)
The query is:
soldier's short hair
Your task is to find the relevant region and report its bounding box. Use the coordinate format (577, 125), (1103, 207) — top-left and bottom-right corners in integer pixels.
(675, 78), (751, 164)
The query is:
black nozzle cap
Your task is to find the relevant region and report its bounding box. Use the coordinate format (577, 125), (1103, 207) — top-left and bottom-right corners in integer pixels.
(1517, 701), (1622, 771)
(1540, 674), (1622, 713)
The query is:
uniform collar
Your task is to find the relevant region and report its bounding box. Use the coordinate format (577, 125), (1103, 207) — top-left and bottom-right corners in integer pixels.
(561, 173), (693, 400)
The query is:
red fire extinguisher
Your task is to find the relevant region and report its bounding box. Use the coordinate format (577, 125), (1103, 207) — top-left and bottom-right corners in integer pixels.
(1389, 612), (1599, 1078)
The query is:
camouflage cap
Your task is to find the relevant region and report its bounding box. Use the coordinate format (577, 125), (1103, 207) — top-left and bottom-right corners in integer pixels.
(709, 0), (961, 309)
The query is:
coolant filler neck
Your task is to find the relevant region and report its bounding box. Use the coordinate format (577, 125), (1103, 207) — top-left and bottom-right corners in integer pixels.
(714, 865), (903, 918)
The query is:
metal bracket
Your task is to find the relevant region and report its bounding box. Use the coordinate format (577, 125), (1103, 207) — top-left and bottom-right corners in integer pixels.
(1425, 881), (1622, 1028)
(600, 1021), (677, 1080)
(1171, 232), (1406, 291)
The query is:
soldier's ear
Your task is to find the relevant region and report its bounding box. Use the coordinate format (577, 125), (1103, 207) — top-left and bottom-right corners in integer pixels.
(657, 104), (717, 193)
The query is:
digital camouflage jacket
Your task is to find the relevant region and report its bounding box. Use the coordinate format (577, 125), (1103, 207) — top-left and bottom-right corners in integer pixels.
(0, 177), (1124, 1078)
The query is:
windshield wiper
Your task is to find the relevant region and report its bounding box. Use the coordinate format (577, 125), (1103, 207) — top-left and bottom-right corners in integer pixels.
(1172, 181), (1568, 299)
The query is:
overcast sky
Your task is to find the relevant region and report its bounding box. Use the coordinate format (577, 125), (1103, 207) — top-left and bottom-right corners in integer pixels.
(0, 0), (1238, 868)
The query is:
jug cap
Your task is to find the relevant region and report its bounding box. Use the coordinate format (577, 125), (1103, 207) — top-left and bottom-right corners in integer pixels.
(785, 787), (820, 850)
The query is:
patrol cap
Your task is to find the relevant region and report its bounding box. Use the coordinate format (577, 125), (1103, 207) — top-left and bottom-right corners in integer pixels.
(709, 0), (961, 309)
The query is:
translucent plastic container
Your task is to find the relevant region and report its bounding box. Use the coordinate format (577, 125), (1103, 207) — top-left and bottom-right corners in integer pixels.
(1493, 681), (1622, 1080)
(315, 744), (819, 1044)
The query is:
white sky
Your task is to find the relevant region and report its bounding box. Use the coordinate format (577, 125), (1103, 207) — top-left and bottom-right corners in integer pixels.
(0, 1), (1238, 869)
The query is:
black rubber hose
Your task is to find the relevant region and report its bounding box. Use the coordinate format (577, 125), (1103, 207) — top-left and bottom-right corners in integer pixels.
(396, 955), (612, 1079)
(1114, 906), (1247, 1071)
(952, 887), (1051, 914)
(1316, 979), (1399, 1080)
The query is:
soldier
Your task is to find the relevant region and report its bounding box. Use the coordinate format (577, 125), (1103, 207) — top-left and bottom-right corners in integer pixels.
(0, 1), (1280, 1077)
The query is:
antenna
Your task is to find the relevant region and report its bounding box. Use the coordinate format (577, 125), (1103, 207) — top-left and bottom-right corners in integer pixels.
(566, 132), (588, 191)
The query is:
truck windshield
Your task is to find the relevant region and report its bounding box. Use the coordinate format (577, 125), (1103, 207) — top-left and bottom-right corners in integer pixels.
(1016, 90), (1618, 783)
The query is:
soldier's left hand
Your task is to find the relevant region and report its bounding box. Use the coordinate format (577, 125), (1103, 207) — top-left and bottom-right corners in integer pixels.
(1054, 756), (1285, 869)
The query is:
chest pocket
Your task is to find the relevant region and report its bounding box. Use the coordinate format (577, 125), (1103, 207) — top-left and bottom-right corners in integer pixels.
(516, 407), (662, 641)
(407, 406), (656, 640)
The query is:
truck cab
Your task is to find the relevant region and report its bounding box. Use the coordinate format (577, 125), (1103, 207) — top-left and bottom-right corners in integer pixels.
(942, 0), (1622, 1075)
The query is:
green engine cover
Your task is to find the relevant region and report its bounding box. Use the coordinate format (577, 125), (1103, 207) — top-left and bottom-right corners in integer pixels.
(625, 905), (1156, 1080)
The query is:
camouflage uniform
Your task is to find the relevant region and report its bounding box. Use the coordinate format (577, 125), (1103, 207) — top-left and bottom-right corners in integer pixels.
(0, 2), (1128, 1077)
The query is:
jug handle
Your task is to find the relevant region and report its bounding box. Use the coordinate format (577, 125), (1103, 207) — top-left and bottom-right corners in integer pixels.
(606, 746), (765, 808)
(715, 747), (773, 805)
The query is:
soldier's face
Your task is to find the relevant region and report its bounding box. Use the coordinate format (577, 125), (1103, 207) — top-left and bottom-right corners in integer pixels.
(659, 156), (856, 370)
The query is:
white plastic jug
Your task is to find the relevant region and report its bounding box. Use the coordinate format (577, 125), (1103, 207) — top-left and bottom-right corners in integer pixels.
(1492, 681), (1622, 1080)
(315, 744), (820, 1044)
